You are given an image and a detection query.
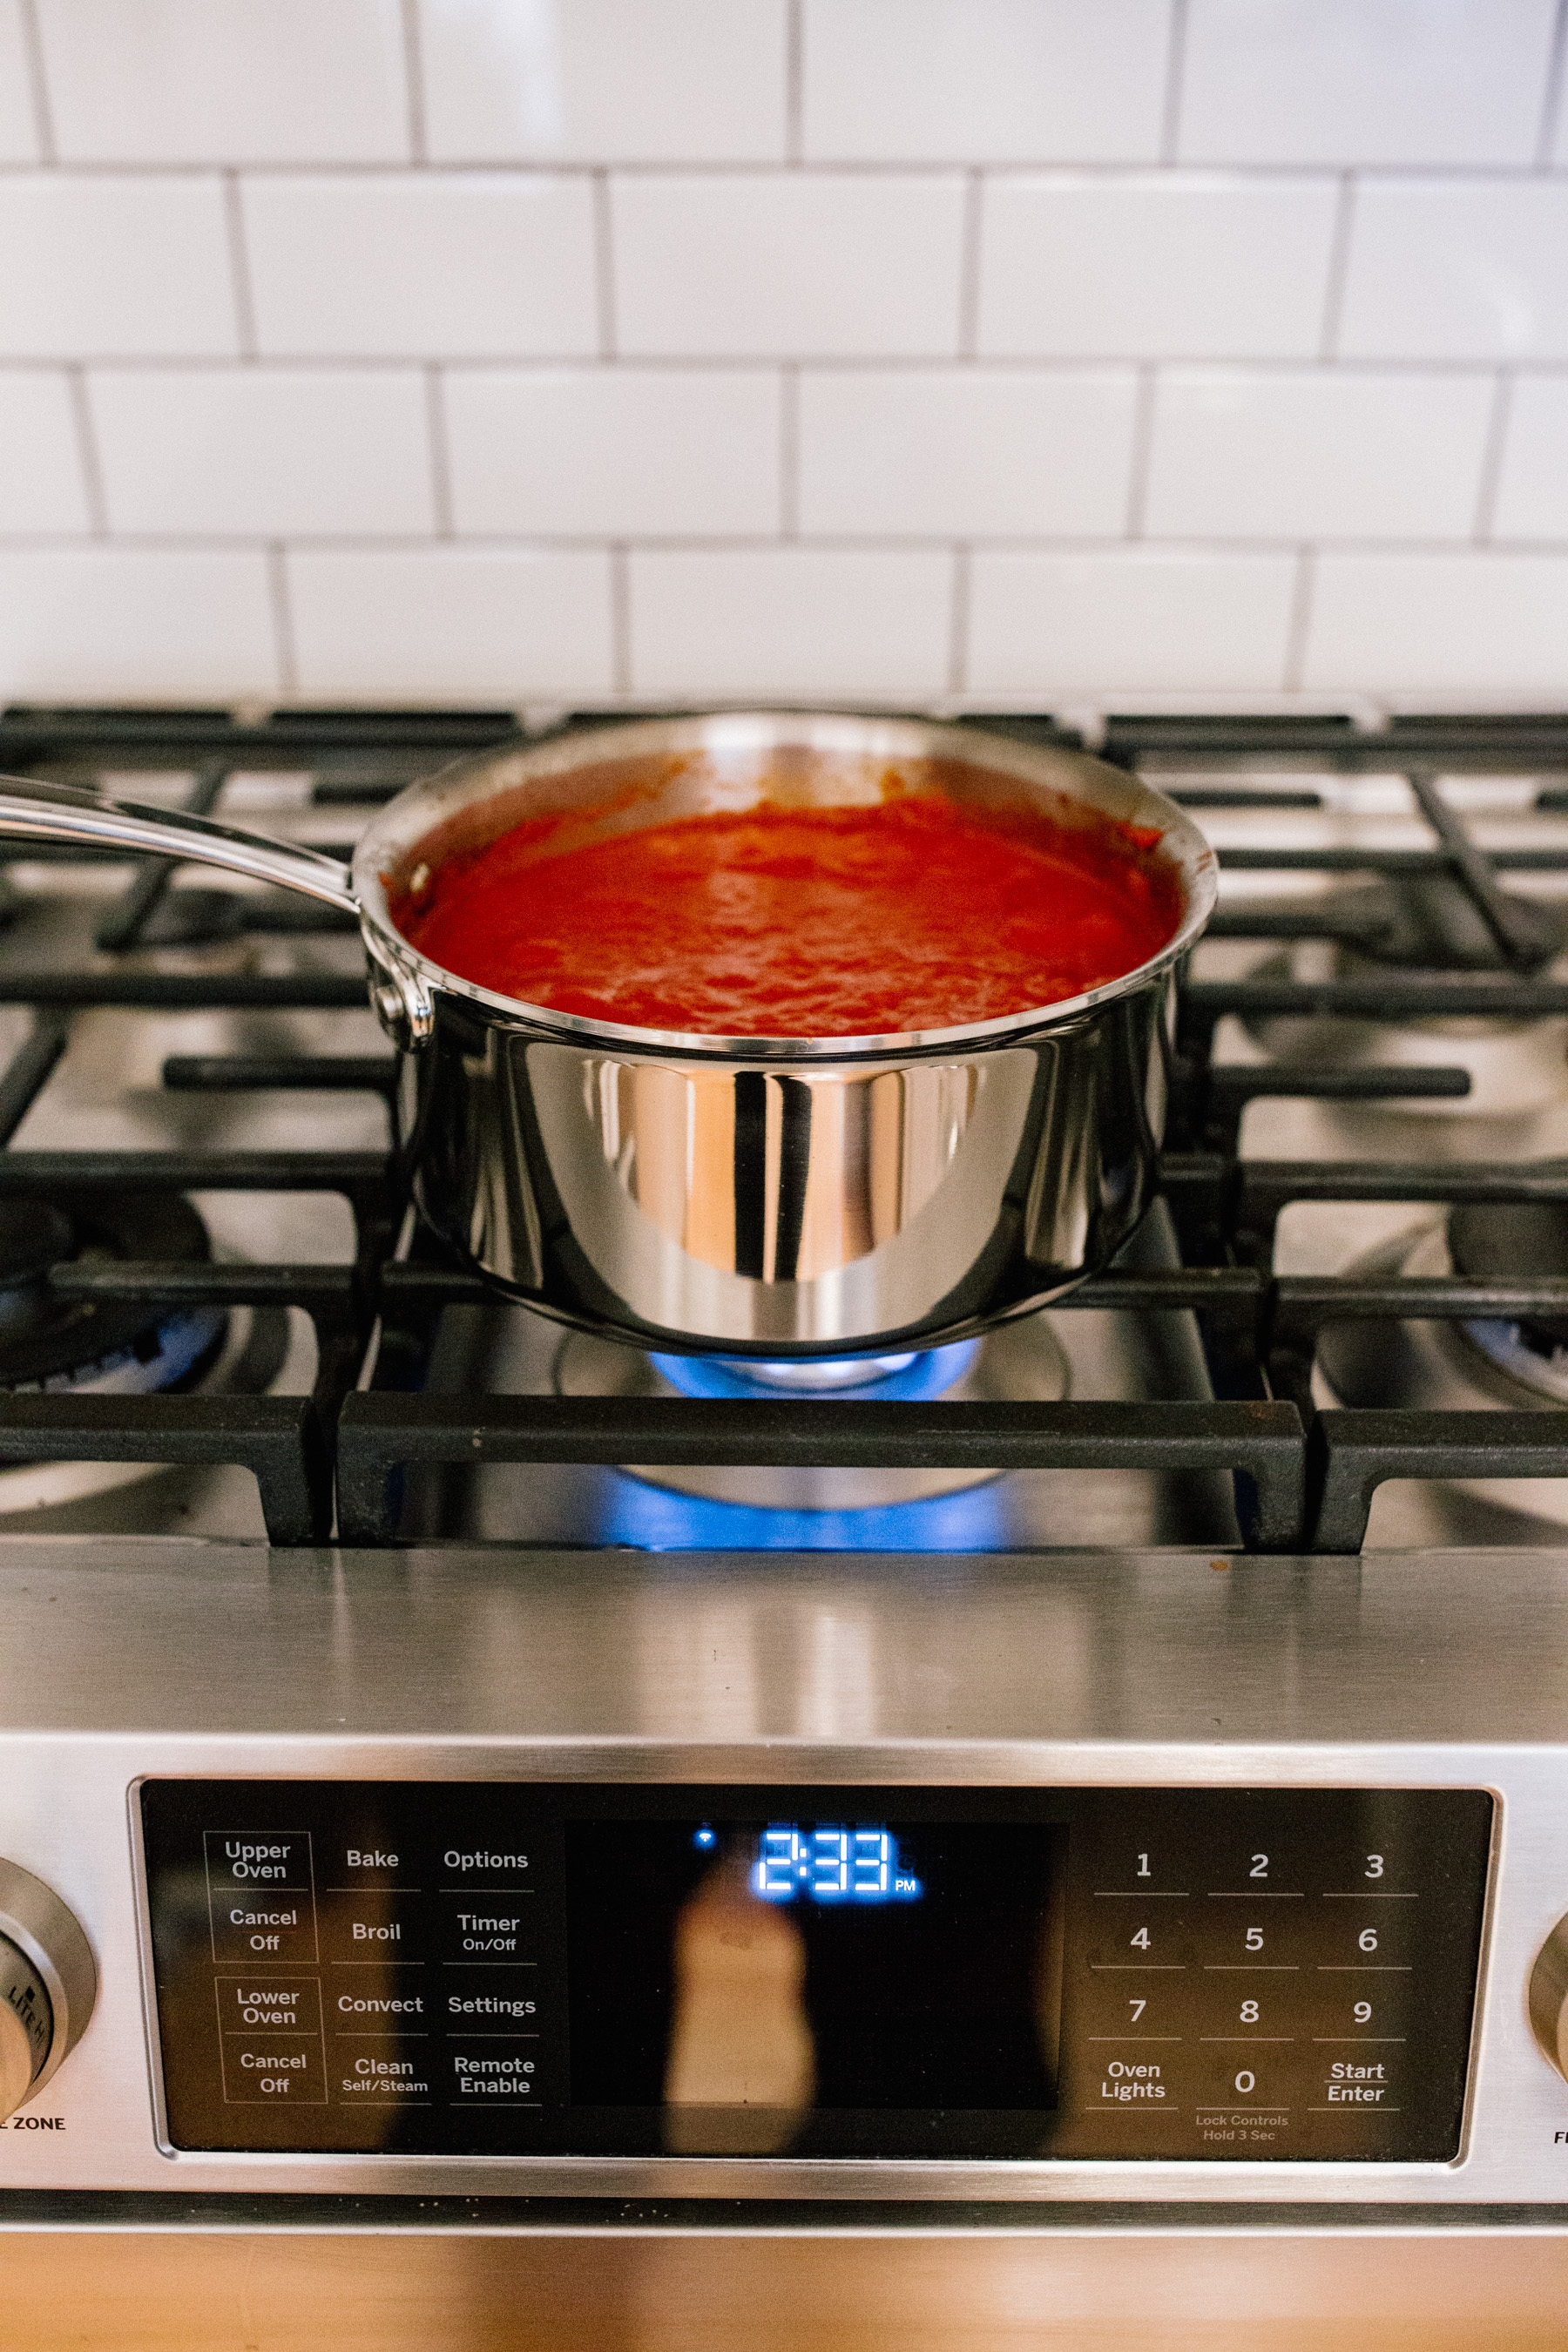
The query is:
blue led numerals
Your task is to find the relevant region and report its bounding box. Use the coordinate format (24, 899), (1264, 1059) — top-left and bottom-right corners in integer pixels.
(753, 1824), (921, 1903)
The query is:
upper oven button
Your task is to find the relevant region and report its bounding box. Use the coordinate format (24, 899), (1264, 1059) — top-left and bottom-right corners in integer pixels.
(0, 1859), (96, 2122)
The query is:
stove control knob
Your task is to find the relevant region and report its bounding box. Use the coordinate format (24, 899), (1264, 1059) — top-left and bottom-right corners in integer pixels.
(1530, 1916), (1568, 2081)
(0, 1860), (96, 2122)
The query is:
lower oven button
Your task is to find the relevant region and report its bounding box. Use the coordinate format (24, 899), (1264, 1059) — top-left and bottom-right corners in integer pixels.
(0, 1859), (97, 2121)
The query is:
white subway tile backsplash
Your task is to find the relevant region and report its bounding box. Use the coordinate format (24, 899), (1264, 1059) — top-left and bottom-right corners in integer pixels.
(445, 367), (780, 536)
(1493, 378), (1568, 541)
(799, 368), (1136, 537)
(0, 373), (88, 532)
(0, 176), (238, 358)
(420, 0), (787, 162)
(967, 550), (1296, 698)
(612, 174), (966, 358)
(36, 0), (409, 163)
(90, 369), (434, 537)
(0, 0), (40, 160)
(1179, 0), (1557, 166)
(628, 549), (951, 699)
(1146, 369), (1494, 540)
(977, 174), (1338, 360)
(0, 0), (1560, 706)
(1339, 180), (1568, 362)
(0, 549), (276, 697)
(287, 546), (615, 700)
(244, 175), (598, 359)
(1303, 552), (1568, 699)
(801, 0), (1171, 164)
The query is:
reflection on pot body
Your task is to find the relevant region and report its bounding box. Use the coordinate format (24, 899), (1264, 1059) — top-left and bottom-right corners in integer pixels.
(402, 982), (1173, 1355)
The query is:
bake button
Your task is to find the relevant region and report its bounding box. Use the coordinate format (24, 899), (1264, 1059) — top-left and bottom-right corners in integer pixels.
(214, 1975), (321, 2035)
(220, 2037), (327, 2105)
(330, 2040), (436, 2105)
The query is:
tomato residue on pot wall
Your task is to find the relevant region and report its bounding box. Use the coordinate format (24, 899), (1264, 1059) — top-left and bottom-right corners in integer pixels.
(389, 791), (1184, 1037)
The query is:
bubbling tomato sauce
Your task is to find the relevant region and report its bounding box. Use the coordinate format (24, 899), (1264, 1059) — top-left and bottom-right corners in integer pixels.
(389, 788), (1184, 1037)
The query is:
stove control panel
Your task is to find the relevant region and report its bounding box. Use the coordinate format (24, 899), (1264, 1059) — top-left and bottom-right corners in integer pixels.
(139, 1782), (1491, 2166)
(0, 1858), (96, 2122)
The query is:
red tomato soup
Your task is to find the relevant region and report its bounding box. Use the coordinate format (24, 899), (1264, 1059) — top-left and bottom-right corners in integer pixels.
(389, 789), (1183, 1037)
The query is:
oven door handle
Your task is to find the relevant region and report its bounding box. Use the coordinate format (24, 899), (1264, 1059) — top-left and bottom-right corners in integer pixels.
(0, 773), (359, 915)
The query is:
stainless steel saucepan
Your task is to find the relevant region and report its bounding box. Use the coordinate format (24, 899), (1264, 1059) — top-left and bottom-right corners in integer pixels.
(0, 713), (1216, 1358)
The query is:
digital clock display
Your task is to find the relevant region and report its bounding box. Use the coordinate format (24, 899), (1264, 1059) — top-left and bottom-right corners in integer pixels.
(564, 1815), (1065, 2143)
(748, 1824), (923, 1903)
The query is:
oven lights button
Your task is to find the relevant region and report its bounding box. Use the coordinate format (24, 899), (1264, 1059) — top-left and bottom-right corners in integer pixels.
(0, 1859), (97, 2123)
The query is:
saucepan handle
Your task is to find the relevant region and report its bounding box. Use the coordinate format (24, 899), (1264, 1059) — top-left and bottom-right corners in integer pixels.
(0, 772), (359, 915)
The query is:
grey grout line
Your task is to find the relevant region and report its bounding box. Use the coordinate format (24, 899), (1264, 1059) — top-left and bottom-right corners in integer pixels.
(1472, 371), (1515, 542)
(64, 365), (107, 536)
(266, 543), (298, 698)
(1159, 0), (1190, 166)
(947, 544), (970, 700)
(591, 171), (617, 361)
(222, 172), (259, 361)
(957, 170), (983, 359)
(4, 351), (1567, 379)
(785, 0), (804, 166)
(609, 543), (632, 695)
(9, 158), (1568, 182)
(424, 365), (453, 537)
(1124, 366), (1157, 537)
(779, 364), (799, 537)
(12, 529), (1568, 558)
(1538, 0), (1568, 166)
(1282, 546), (1315, 693)
(400, 0), (428, 166)
(1317, 174), (1357, 362)
(16, 0), (53, 164)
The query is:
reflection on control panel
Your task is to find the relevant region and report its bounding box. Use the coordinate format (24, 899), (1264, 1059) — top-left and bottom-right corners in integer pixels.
(139, 1783), (1491, 2163)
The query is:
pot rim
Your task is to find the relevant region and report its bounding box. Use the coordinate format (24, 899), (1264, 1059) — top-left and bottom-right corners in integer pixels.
(352, 710), (1218, 1064)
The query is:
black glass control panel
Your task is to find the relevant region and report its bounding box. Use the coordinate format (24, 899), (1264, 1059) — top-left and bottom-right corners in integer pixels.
(139, 1782), (1492, 2163)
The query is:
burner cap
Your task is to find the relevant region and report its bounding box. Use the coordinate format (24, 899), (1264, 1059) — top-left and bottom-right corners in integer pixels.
(1450, 1201), (1568, 1351)
(0, 1200), (73, 1288)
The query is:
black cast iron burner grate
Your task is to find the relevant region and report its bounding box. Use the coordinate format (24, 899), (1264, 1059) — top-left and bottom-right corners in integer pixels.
(3, 705), (1568, 1554)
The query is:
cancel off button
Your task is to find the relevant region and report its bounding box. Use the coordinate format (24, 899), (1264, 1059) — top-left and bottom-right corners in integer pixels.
(220, 2040), (326, 2105)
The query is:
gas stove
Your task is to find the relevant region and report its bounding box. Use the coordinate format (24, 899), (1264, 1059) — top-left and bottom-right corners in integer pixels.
(3, 706), (1568, 2232)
